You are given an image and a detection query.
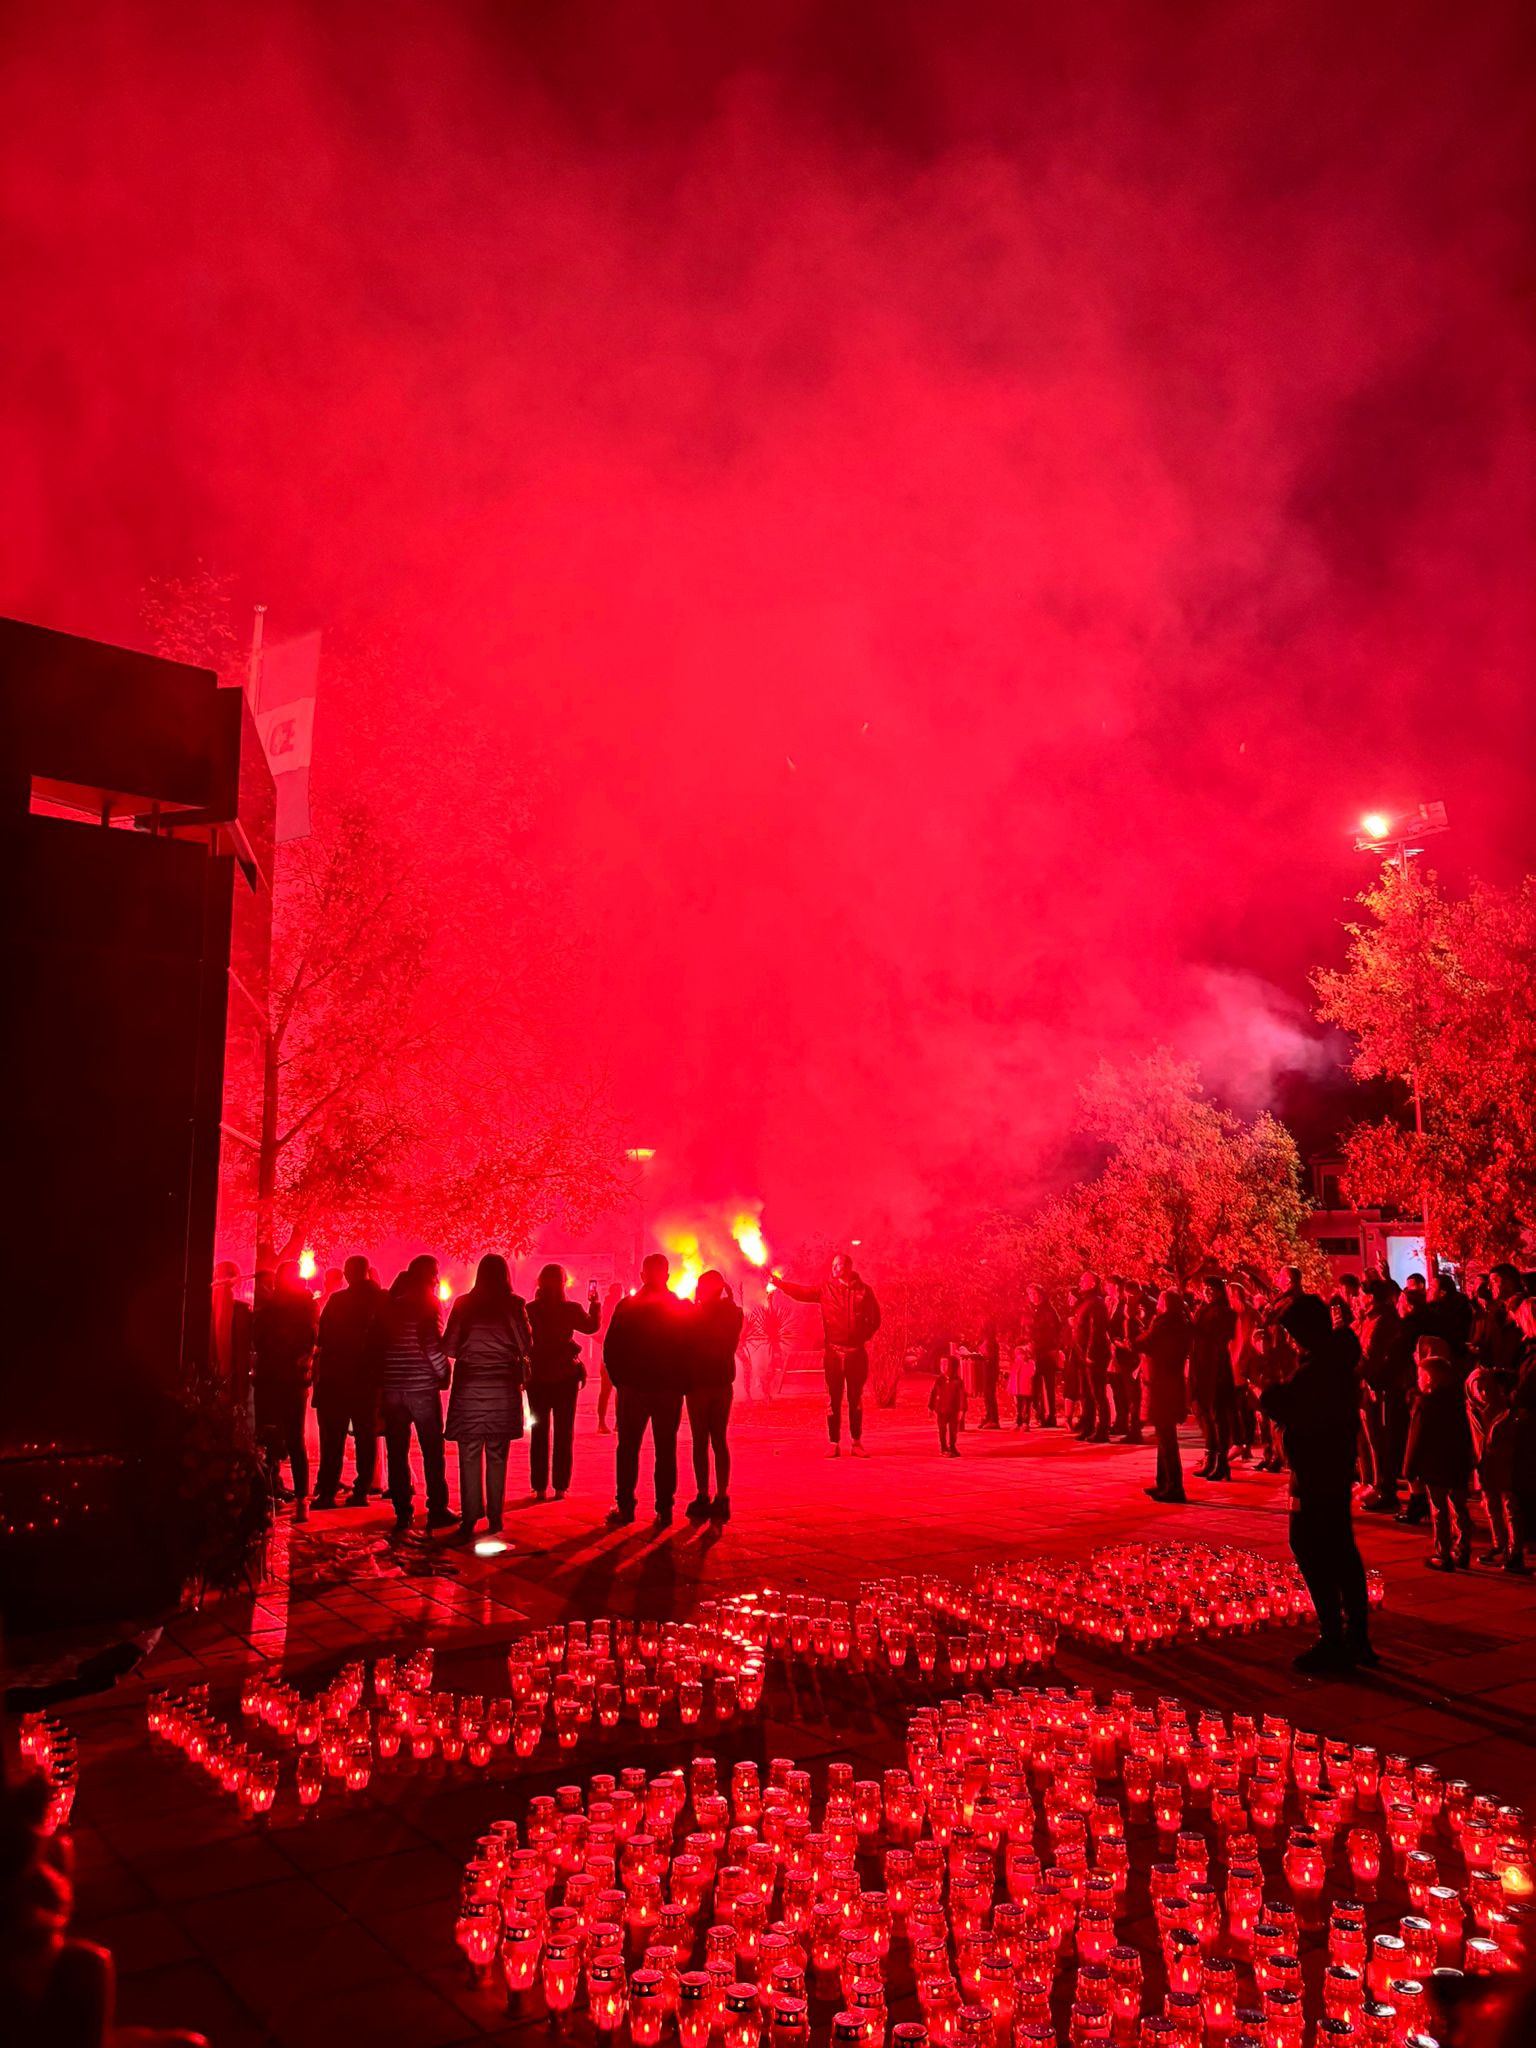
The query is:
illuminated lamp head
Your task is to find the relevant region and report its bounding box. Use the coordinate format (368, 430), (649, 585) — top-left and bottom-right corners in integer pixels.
(1360, 812), (1392, 841)
(641, 1252), (671, 1291)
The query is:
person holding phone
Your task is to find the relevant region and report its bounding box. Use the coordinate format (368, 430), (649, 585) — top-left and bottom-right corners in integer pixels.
(525, 1265), (602, 1500)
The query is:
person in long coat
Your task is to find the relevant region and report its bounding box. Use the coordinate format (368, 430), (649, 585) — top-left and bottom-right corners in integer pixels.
(1136, 1290), (1191, 1504)
(686, 1270), (745, 1521)
(525, 1264), (602, 1501)
(444, 1254), (531, 1541)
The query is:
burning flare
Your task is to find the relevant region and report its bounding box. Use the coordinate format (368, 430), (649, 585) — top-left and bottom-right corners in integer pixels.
(297, 1248), (317, 1282)
(731, 1210), (769, 1267)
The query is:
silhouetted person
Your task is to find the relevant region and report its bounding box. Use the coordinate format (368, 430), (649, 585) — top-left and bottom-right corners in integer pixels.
(595, 1280), (624, 1435)
(444, 1253), (532, 1539)
(210, 1259), (254, 1444)
(1405, 1335), (1475, 1571)
(1137, 1289), (1191, 1504)
(686, 1269), (743, 1523)
(1070, 1272), (1112, 1442)
(1189, 1274), (1238, 1481)
(312, 1254), (385, 1507)
(1027, 1284), (1062, 1425)
(603, 1252), (694, 1525)
(976, 1319), (1002, 1429)
(1260, 1294), (1377, 1675)
(526, 1263), (601, 1501)
(776, 1251), (882, 1456)
(252, 1258), (318, 1522)
(929, 1352), (965, 1456)
(1106, 1277), (1144, 1443)
(377, 1254), (454, 1533)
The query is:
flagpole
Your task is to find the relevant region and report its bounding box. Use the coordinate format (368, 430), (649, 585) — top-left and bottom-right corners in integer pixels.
(248, 603), (267, 713)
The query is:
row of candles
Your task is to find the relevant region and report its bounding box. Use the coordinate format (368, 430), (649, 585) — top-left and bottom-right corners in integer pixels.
(451, 1681), (1529, 2048)
(141, 1554), (1388, 1827)
(16, 1710), (77, 1833)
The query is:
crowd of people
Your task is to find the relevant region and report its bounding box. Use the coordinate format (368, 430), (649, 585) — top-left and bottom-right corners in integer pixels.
(215, 1246), (871, 1541)
(944, 1263), (1536, 1573)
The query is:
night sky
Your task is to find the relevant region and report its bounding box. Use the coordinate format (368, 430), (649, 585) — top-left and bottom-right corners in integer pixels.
(3, 1), (1533, 1246)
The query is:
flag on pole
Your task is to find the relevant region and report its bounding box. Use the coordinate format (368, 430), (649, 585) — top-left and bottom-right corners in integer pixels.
(254, 629), (320, 842)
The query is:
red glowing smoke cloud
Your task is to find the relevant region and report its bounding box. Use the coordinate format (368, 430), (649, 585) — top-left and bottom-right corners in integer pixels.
(2, 4), (1533, 1246)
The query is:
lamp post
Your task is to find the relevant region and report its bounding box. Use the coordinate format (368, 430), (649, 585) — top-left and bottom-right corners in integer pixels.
(625, 1148), (656, 1278)
(1353, 803), (1448, 1273)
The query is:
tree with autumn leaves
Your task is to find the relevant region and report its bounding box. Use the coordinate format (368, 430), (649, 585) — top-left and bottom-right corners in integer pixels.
(987, 1050), (1322, 1295)
(1314, 863), (1536, 1267)
(148, 572), (631, 1268)
(886, 1051), (1322, 1346)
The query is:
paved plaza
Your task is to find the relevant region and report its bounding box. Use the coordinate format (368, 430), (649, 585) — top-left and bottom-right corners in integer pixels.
(49, 1393), (1536, 2048)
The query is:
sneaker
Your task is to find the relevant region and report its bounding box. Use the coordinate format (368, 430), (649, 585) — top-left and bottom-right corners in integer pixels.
(1425, 1554), (1457, 1571)
(533, 1489), (548, 1502)
(427, 1509), (459, 1532)
(1348, 1639), (1382, 1669)
(709, 1497), (731, 1524)
(654, 1507), (673, 1525)
(554, 1490), (566, 1501)
(310, 1495), (339, 1511)
(1144, 1487), (1167, 1501)
(685, 1496), (712, 1521)
(596, 1423), (611, 1436)
(850, 1441), (870, 1458)
(827, 1445), (841, 1459)
(293, 1500), (310, 1524)
(1477, 1548), (1507, 1566)
(1293, 1641), (1353, 1676)
(605, 1507), (635, 1528)
(1395, 1500), (1430, 1525)
(343, 1492), (371, 1508)
(1359, 1493), (1397, 1514)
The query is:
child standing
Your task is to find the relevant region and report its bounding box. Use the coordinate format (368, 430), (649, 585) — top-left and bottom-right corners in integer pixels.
(1466, 1362), (1528, 1572)
(1007, 1341), (1036, 1429)
(929, 1354), (966, 1458)
(1404, 1336), (1475, 1571)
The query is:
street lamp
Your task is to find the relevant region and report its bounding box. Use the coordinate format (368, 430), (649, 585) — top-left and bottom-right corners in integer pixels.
(624, 1148), (656, 1275)
(1353, 801), (1449, 1272)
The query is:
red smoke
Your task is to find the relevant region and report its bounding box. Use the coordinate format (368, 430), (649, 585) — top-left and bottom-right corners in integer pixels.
(2, 2), (1533, 1247)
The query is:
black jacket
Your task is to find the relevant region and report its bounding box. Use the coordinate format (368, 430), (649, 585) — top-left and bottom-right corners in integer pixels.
(1189, 1296), (1237, 1398)
(1403, 1382), (1475, 1491)
(603, 1284), (695, 1394)
(692, 1297), (745, 1388)
(526, 1295), (601, 1385)
(777, 1273), (881, 1350)
(1259, 1338), (1360, 1502)
(1070, 1290), (1111, 1370)
(314, 1280), (385, 1405)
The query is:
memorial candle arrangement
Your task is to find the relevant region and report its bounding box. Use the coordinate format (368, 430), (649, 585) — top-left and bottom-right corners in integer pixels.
(453, 1682), (1526, 2048)
(16, 1710), (78, 1832)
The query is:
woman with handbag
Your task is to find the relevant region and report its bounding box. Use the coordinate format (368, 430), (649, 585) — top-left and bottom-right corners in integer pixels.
(526, 1264), (602, 1500)
(444, 1254), (532, 1541)
(378, 1254), (455, 1534)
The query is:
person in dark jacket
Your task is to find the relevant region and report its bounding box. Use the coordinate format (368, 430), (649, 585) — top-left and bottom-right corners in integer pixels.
(312, 1255), (385, 1508)
(444, 1254), (532, 1540)
(1357, 1276), (1407, 1512)
(211, 1259), (255, 1445)
(1189, 1276), (1238, 1481)
(253, 1259), (319, 1522)
(776, 1252), (882, 1457)
(1069, 1273), (1112, 1442)
(1136, 1291), (1191, 1503)
(525, 1263), (601, 1502)
(377, 1254), (454, 1533)
(686, 1270), (744, 1522)
(1026, 1285), (1061, 1426)
(1106, 1279), (1144, 1443)
(1403, 1336), (1475, 1570)
(929, 1352), (966, 1457)
(975, 1319), (1002, 1429)
(603, 1252), (694, 1526)
(1260, 1295), (1377, 1674)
